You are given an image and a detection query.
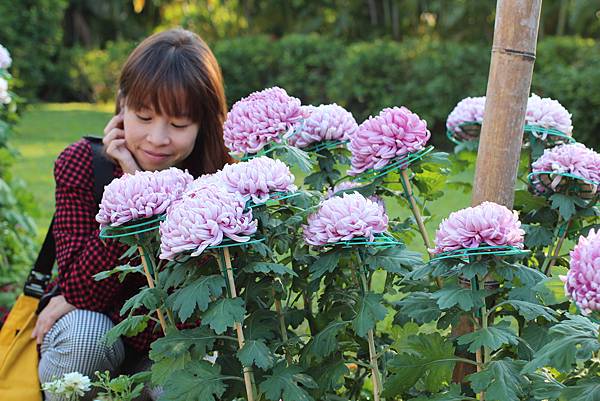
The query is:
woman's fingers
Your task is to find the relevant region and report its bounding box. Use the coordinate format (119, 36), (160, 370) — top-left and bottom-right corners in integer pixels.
(102, 127), (125, 147)
(103, 113), (124, 136)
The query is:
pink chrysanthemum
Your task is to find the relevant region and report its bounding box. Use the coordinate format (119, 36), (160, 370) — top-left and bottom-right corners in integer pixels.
(531, 143), (600, 195)
(526, 94), (573, 136)
(223, 87), (305, 155)
(432, 201), (525, 254)
(347, 106), (431, 176)
(159, 185), (257, 260)
(446, 96), (486, 134)
(561, 229), (600, 315)
(0, 44), (11, 70)
(96, 168), (193, 228)
(219, 156), (296, 204)
(325, 181), (385, 210)
(303, 192), (388, 246)
(288, 104), (358, 148)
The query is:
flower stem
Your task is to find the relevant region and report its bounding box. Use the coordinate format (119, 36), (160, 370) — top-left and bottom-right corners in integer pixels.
(543, 219), (571, 276)
(273, 288), (292, 364)
(223, 247), (257, 401)
(137, 245), (167, 334)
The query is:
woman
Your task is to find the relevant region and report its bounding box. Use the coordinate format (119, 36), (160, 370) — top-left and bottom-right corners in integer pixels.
(32, 28), (233, 400)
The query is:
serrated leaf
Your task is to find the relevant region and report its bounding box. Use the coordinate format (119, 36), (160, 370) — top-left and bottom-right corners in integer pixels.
(528, 371), (564, 400)
(276, 144), (315, 173)
(533, 276), (569, 305)
(524, 224), (555, 248)
(395, 292), (442, 324)
(104, 315), (149, 346)
(93, 264), (143, 282)
(260, 363), (318, 401)
(468, 359), (528, 401)
(237, 339), (274, 370)
(432, 284), (485, 311)
(352, 292), (387, 337)
(383, 332), (455, 395)
(302, 320), (349, 363)
(245, 310), (278, 340)
(457, 321), (519, 353)
(503, 299), (557, 322)
(550, 193), (577, 220)
(246, 262), (297, 277)
(161, 361), (227, 401)
(560, 378), (600, 401)
(411, 384), (473, 401)
(523, 314), (600, 373)
(167, 275), (225, 322)
(496, 262), (546, 287)
(364, 246), (423, 274)
(313, 360), (349, 392)
(120, 287), (165, 316)
(309, 251), (341, 280)
(460, 260), (489, 280)
(202, 297), (246, 334)
(150, 326), (216, 362)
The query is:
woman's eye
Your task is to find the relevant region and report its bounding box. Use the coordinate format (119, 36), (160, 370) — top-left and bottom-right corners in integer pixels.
(171, 123), (190, 129)
(136, 114), (152, 122)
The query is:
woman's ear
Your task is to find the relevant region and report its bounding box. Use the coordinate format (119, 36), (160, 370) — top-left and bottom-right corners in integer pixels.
(115, 90), (124, 115)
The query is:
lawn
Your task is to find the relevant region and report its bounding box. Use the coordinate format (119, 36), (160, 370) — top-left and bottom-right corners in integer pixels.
(11, 103), (473, 250)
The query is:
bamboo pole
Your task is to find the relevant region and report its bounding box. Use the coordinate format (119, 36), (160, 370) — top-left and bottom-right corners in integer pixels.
(222, 247), (256, 401)
(138, 246), (167, 334)
(453, 0), (542, 385)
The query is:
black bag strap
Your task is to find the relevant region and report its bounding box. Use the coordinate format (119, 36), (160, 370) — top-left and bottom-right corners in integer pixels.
(23, 136), (116, 298)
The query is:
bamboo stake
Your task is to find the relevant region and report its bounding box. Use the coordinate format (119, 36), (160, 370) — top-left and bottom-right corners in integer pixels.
(138, 245), (167, 334)
(543, 219), (571, 275)
(357, 264), (381, 401)
(222, 247), (256, 401)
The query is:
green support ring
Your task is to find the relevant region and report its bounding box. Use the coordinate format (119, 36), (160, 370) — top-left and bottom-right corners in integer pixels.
(355, 145), (435, 182)
(99, 214), (166, 239)
(431, 245), (530, 261)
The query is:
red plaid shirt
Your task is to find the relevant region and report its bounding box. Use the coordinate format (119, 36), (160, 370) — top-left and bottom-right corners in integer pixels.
(51, 139), (160, 353)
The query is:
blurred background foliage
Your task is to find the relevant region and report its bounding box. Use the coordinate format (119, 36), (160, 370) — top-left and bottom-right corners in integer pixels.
(1, 0), (600, 148)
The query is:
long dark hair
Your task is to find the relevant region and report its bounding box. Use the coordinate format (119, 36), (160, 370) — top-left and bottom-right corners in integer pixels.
(116, 28), (233, 177)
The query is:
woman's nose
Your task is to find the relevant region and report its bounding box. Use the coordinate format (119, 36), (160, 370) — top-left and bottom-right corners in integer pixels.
(146, 123), (170, 146)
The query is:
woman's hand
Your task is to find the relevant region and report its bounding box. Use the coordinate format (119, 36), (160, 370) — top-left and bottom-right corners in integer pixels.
(31, 295), (76, 344)
(103, 112), (141, 174)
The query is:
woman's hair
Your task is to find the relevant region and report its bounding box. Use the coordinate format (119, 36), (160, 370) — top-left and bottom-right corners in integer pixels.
(116, 28), (233, 177)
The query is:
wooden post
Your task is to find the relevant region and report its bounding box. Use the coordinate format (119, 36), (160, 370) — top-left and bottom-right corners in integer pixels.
(453, 0), (542, 384)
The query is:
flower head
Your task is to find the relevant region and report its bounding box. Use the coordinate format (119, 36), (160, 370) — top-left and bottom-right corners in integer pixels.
(303, 192), (388, 246)
(219, 156), (296, 204)
(61, 372), (92, 397)
(531, 143), (600, 195)
(223, 87), (305, 155)
(288, 104), (358, 148)
(432, 201), (525, 254)
(347, 106), (430, 176)
(446, 96), (486, 134)
(0, 77), (11, 105)
(0, 44), (11, 69)
(526, 94), (573, 135)
(159, 185), (257, 260)
(96, 168), (193, 228)
(562, 229), (600, 315)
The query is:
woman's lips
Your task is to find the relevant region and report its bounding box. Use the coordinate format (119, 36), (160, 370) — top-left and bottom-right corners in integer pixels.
(142, 149), (170, 163)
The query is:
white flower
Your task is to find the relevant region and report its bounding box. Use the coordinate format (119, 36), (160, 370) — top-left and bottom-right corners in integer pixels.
(0, 77), (10, 104)
(42, 378), (66, 394)
(0, 44), (11, 69)
(61, 372), (92, 397)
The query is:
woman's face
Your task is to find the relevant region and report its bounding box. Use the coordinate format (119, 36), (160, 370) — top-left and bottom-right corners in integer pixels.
(122, 105), (199, 171)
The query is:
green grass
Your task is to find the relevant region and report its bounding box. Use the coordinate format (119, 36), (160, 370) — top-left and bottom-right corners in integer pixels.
(11, 102), (473, 251)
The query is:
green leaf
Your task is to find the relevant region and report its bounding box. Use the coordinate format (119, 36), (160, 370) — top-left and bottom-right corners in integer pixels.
(560, 378), (600, 401)
(550, 193), (577, 220)
(120, 287), (165, 316)
(432, 283), (485, 311)
(352, 291), (387, 337)
(246, 262), (298, 277)
(496, 262), (546, 287)
(460, 260), (489, 280)
(313, 360), (349, 392)
(167, 275), (225, 322)
(395, 292), (442, 324)
(275, 144), (315, 173)
(533, 276), (569, 305)
(302, 320), (349, 364)
(93, 263), (143, 282)
(411, 384), (475, 401)
(528, 371), (564, 400)
(309, 251), (341, 280)
(150, 329), (219, 389)
(524, 224), (555, 248)
(202, 297), (246, 334)
(383, 332), (456, 395)
(104, 315), (149, 346)
(237, 339), (274, 370)
(523, 314), (600, 373)
(364, 246), (423, 274)
(260, 363), (318, 401)
(502, 299), (557, 322)
(161, 361), (227, 401)
(515, 190), (548, 213)
(457, 321), (519, 353)
(468, 359), (528, 401)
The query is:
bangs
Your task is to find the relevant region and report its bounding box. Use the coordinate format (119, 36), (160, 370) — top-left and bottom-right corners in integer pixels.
(122, 48), (207, 122)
